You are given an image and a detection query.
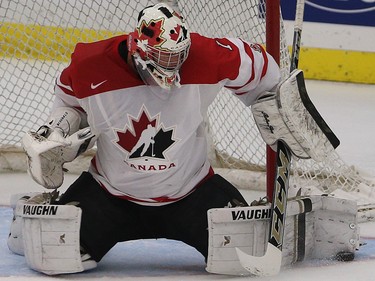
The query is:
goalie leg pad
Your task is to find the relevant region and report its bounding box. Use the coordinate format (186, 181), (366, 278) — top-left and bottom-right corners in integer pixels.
(282, 196), (359, 266)
(206, 205), (271, 275)
(7, 193), (42, 256)
(251, 69), (339, 161)
(16, 202), (97, 275)
(206, 196), (359, 276)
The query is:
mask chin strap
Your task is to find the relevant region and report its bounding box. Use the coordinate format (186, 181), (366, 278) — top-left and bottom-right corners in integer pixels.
(133, 55), (148, 70)
(174, 72), (181, 88)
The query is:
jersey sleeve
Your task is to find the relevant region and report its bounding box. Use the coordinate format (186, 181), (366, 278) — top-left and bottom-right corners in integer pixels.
(51, 42), (92, 124)
(50, 53), (88, 127)
(186, 34), (281, 106)
(53, 65), (80, 109)
(220, 38), (281, 106)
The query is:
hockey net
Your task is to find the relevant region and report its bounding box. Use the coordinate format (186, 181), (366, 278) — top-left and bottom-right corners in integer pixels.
(0, 0), (374, 221)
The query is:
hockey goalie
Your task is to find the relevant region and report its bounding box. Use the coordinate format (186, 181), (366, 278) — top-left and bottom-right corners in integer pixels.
(8, 3), (359, 276)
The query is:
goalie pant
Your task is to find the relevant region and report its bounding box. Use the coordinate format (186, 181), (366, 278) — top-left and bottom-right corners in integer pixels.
(206, 195), (360, 276)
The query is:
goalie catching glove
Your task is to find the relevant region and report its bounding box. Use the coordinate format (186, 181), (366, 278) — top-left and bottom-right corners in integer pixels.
(22, 107), (97, 189)
(251, 69), (340, 161)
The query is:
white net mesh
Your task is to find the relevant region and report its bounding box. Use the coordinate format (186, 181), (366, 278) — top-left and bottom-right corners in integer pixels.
(1, 0), (374, 221)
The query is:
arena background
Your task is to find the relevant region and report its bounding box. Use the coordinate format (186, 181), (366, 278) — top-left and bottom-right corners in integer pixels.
(1, 0), (374, 84)
(281, 0), (375, 84)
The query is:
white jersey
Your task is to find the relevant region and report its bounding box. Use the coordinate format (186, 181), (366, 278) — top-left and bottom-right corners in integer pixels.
(53, 33), (280, 205)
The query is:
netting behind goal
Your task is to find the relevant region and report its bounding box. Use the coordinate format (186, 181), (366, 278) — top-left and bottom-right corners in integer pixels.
(0, 0), (374, 221)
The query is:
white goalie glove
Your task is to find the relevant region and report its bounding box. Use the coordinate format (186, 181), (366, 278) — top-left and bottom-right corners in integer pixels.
(251, 69), (340, 161)
(22, 107), (98, 189)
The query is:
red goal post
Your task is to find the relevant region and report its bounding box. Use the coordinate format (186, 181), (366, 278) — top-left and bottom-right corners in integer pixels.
(265, 0), (280, 201)
(0, 0), (374, 221)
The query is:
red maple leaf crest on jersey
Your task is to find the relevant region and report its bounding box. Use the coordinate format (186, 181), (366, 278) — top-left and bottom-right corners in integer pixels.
(116, 111), (157, 153)
(115, 107), (177, 160)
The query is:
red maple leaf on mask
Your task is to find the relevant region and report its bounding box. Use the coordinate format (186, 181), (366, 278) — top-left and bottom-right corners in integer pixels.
(138, 19), (166, 47)
(170, 25), (181, 41)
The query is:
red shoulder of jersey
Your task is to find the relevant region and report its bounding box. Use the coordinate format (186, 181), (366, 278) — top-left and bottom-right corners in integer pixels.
(180, 33), (242, 85)
(58, 34), (143, 99)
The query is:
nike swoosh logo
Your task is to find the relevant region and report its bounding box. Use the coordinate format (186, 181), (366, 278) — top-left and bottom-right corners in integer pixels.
(90, 80), (108, 89)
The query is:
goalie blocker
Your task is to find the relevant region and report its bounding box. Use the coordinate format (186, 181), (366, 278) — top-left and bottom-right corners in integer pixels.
(206, 195), (360, 275)
(251, 69), (340, 162)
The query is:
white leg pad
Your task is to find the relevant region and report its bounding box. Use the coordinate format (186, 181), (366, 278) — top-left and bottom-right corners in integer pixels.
(16, 202), (92, 275)
(206, 205), (271, 275)
(282, 196), (359, 265)
(206, 195), (359, 276)
(8, 192), (42, 256)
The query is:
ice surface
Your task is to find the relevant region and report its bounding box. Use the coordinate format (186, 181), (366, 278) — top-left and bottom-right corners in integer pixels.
(1, 80), (375, 280)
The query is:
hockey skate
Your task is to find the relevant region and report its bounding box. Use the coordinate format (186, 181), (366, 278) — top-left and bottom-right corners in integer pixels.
(80, 247), (97, 271)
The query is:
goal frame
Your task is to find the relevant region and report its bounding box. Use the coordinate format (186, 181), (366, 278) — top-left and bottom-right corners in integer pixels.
(265, 0), (281, 201)
(1, 0), (375, 222)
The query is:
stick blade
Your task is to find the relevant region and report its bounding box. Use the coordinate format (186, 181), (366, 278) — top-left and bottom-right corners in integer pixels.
(236, 243), (282, 276)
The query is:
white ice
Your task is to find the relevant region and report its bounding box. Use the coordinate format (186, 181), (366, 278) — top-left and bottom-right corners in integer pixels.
(1, 80), (375, 280)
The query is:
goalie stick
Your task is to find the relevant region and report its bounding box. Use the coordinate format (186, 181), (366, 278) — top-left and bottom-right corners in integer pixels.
(236, 0), (304, 276)
(236, 140), (291, 276)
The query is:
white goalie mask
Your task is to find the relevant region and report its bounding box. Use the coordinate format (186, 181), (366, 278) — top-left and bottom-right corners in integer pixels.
(128, 3), (191, 90)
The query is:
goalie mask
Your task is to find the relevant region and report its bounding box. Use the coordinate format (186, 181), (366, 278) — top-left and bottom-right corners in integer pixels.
(128, 3), (191, 90)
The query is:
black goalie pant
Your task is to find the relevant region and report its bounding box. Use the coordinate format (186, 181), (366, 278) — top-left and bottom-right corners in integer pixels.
(58, 171), (248, 262)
